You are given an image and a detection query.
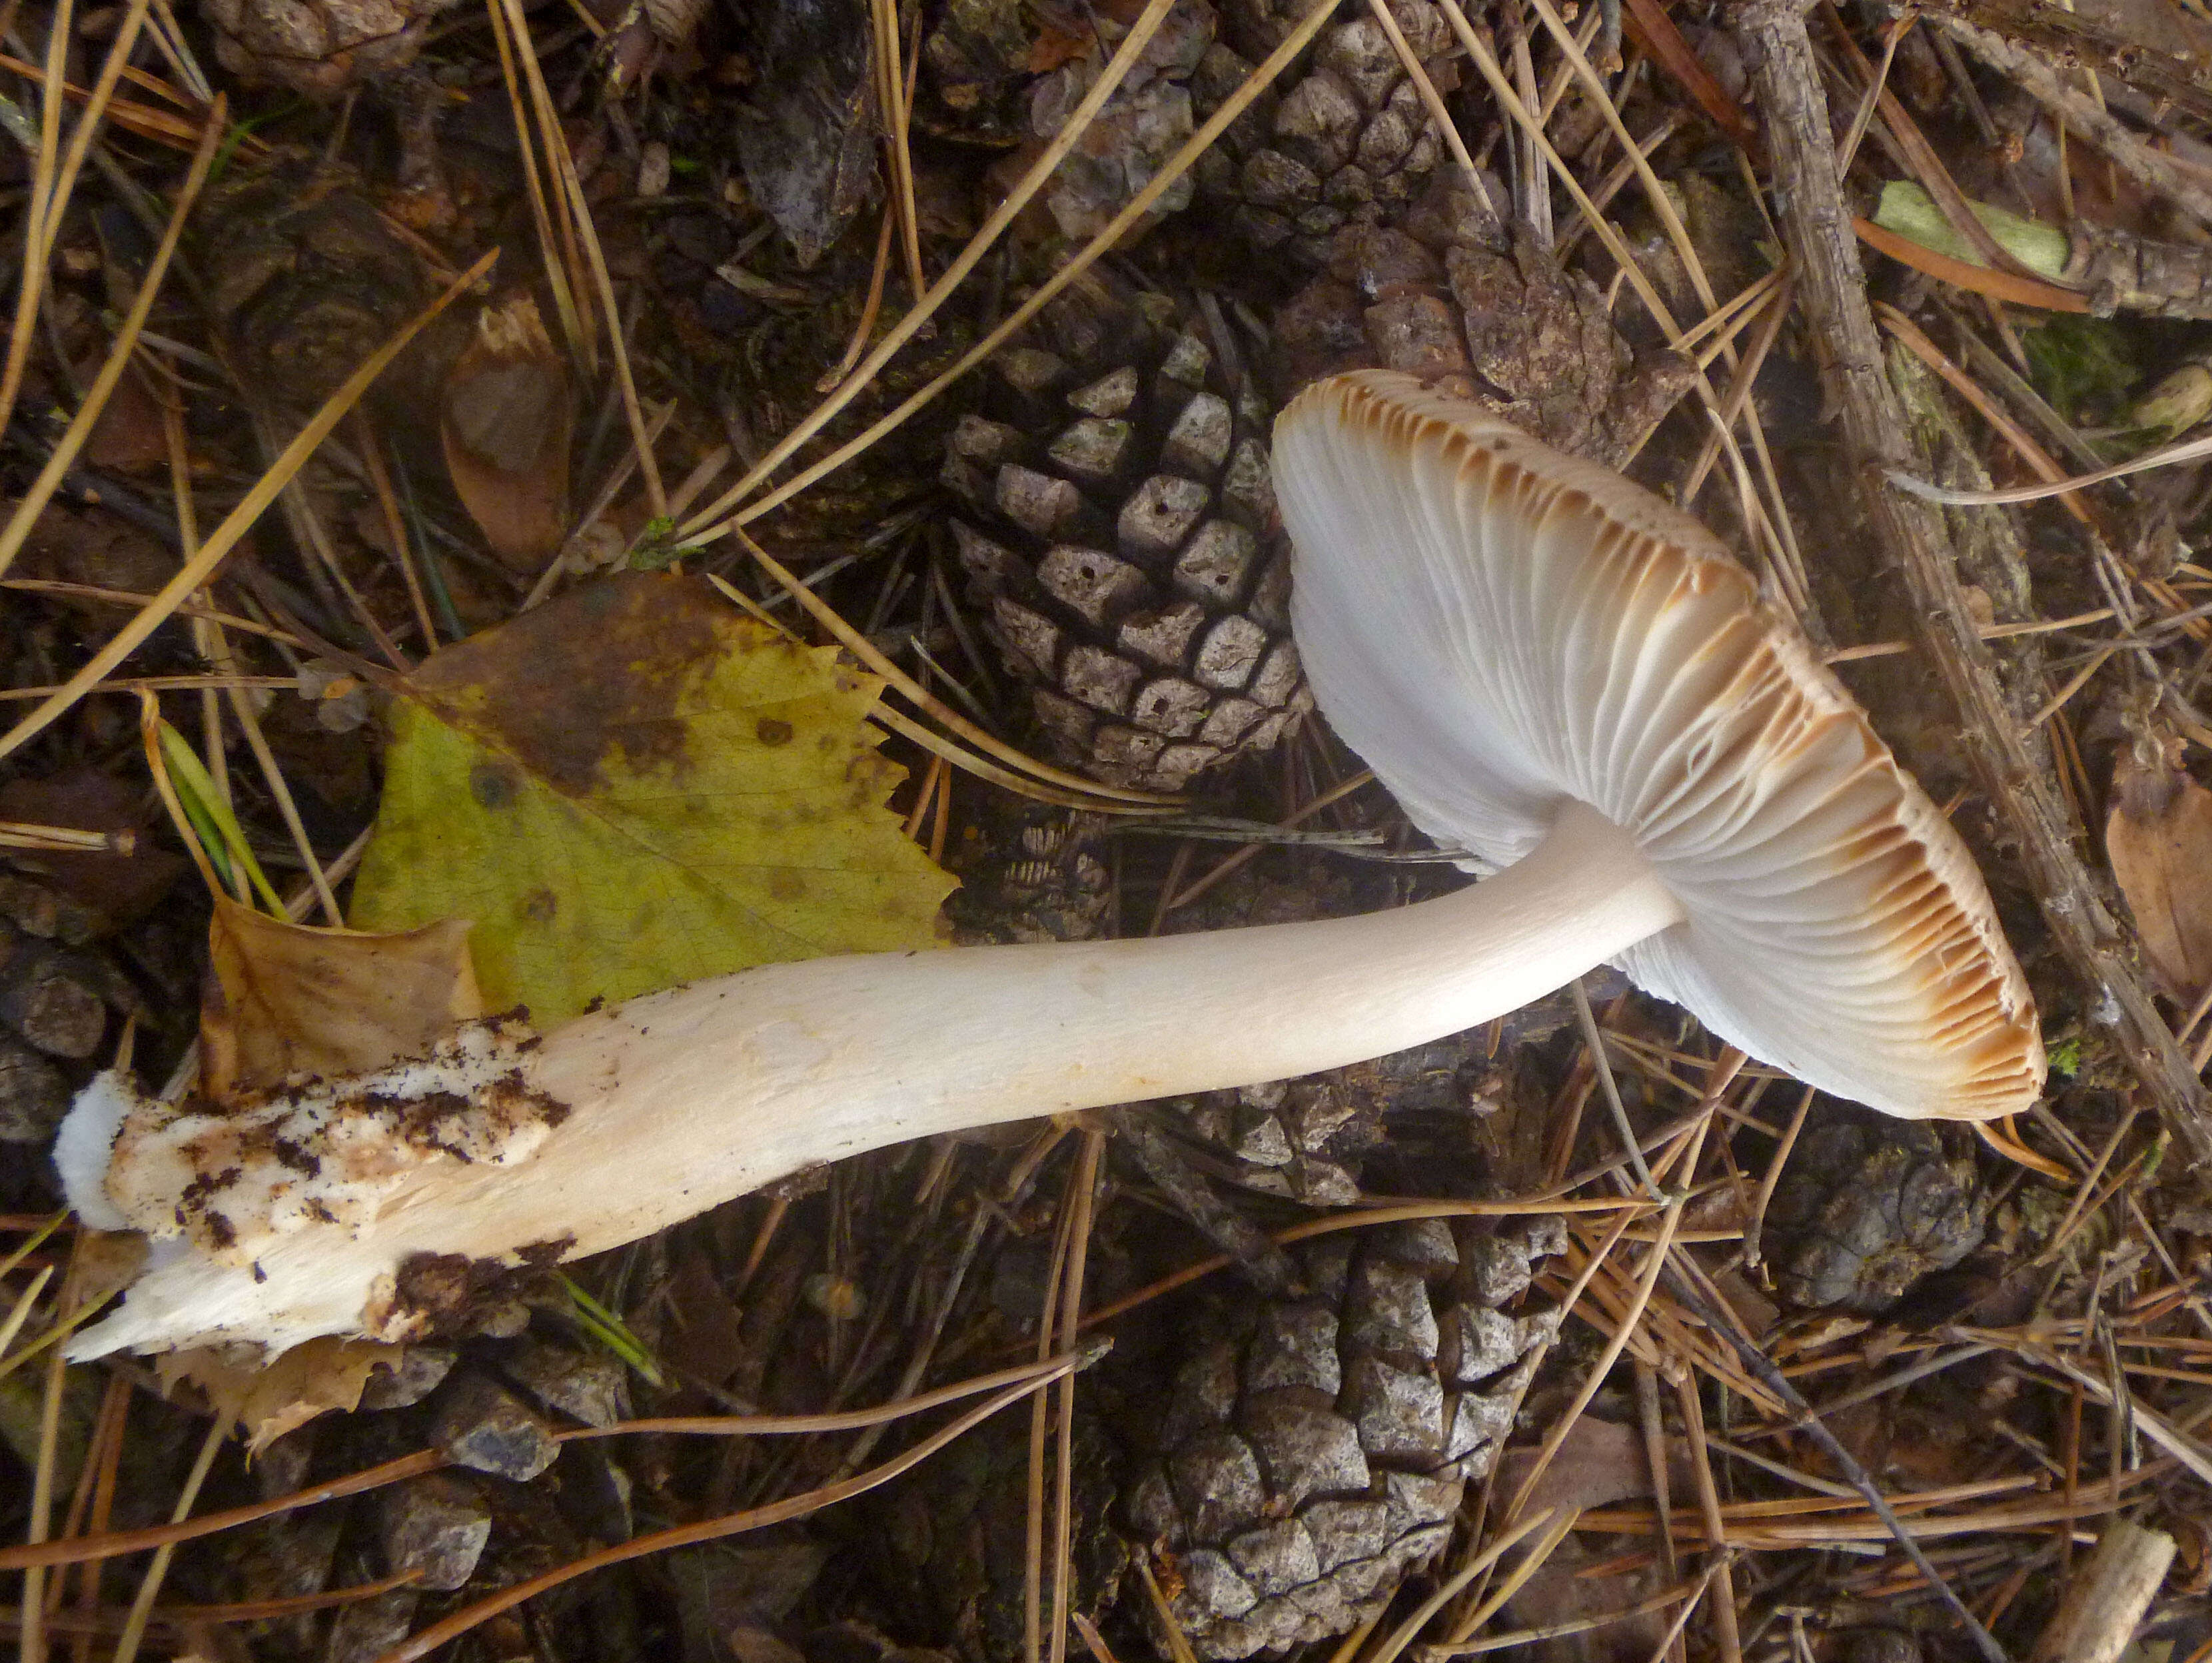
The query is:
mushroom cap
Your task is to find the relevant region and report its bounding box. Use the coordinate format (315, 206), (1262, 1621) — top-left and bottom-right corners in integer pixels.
(1273, 370), (2043, 1121)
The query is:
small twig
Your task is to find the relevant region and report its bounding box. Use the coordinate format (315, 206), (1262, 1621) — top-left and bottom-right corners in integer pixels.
(2033, 1518), (2177, 1663)
(1744, 1083), (1809, 1275)
(1820, 2), (2047, 284)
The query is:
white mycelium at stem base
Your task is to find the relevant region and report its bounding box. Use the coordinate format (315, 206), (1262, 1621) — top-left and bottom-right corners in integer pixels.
(59, 369), (2044, 1359)
(69, 801), (1678, 1358)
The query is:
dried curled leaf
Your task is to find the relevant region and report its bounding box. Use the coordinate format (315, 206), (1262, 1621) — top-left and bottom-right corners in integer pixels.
(158, 1336), (402, 1458)
(204, 895), (482, 1097)
(441, 292), (572, 573)
(348, 573), (956, 1028)
(2107, 743), (2212, 1004)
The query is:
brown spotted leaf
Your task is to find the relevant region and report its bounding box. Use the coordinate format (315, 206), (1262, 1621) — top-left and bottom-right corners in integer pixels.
(347, 572), (954, 1029)
(2107, 744), (2212, 1004)
(203, 895), (482, 1097)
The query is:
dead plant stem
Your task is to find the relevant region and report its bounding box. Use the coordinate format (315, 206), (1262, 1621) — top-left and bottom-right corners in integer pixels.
(1633, 1361), (1683, 1663)
(1049, 1131), (1107, 1663)
(485, 0), (590, 362)
(1922, 8), (2212, 234)
(869, 0), (924, 304)
(352, 415), (440, 649)
(1656, 1263), (2010, 1661)
(1505, 1129), (1702, 1528)
(1365, 1509), (1574, 1663)
(31, 0), (153, 280)
(1670, 1367), (1741, 1663)
(1025, 1156), (1082, 1663)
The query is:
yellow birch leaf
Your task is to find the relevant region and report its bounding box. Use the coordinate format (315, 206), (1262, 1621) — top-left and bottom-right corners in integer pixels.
(348, 572), (955, 1028)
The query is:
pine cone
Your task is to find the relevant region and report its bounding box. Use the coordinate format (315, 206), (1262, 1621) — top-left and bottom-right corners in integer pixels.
(201, 0), (464, 93)
(946, 803), (1114, 945)
(1123, 1217), (1561, 1658)
(945, 275), (1309, 792)
(1189, 0), (1460, 269)
(1763, 1109), (1984, 1314)
(1025, 0), (1217, 240)
(1275, 179), (1696, 466)
(1159, 1074), (1377, 1207)
(203, 159), (428, 410)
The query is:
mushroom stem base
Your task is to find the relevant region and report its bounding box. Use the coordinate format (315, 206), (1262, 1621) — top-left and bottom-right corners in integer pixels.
(67, 799), (1680, 1358)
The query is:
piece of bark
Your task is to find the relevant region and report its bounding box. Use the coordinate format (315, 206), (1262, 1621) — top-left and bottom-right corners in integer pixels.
(1734, 0), (2212, 1174)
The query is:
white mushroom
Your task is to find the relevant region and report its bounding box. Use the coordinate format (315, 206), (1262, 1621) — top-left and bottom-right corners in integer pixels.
(57, 370), (2044, 1359)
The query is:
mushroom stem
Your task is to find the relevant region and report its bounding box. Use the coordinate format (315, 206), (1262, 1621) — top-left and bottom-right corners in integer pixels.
(69, 800), (1682, 1358)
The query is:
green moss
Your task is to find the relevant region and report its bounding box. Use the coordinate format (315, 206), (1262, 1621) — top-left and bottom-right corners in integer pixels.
(2021, 314), (2141, 424)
